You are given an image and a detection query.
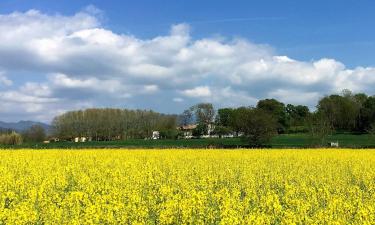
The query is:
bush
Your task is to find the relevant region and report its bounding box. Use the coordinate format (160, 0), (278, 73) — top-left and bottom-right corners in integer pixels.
(192, 123), (208, 137)
(212, 125), (232, 138)
(0, 132), (23, 145)
(159, 129), (178, 139)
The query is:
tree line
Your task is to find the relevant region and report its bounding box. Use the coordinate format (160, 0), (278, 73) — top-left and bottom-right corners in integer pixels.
(52, 108), (177, 141)
(3, 89), (375, 147)
(179, 89), (375, 146)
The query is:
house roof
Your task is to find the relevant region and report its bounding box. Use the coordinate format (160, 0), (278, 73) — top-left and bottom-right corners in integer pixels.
(178, 124), (197, 130)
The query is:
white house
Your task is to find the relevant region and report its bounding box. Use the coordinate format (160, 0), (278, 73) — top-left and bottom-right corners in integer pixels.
(178, 124), (197, 139)
(152, 131), (160, 140)
(329, 141), (339, 147)
(74, 137), (88, 143)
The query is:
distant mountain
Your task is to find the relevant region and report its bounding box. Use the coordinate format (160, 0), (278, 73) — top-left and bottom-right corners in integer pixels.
(0, 120), (51, 132)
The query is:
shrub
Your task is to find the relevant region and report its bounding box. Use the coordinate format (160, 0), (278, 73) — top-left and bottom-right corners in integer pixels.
(0, 132), (23, 145)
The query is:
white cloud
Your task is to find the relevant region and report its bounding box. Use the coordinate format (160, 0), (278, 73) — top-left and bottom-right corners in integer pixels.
(0, 91), (58, 104)
(268, 89), (321, 106)
(182, 86), (212, 98)
(49, 73), (131, 95)
(142, 85), (159, 93)
(211, 87), (259, 107)
(1, 8), (375, 122)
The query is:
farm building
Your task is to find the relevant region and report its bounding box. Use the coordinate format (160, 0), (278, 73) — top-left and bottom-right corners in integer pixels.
(178, 124), (197, 139)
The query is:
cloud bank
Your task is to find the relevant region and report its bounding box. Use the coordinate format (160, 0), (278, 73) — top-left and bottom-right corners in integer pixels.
(1, 8), (375, 122)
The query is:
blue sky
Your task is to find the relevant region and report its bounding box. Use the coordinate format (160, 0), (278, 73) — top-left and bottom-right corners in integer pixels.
(0, 0), (375, 122)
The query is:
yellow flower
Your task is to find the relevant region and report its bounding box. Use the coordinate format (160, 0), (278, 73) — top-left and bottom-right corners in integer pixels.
(0, 148), (373, 224)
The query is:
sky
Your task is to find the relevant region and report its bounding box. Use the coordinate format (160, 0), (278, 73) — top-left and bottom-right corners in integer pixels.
(1, 0), (375, 122)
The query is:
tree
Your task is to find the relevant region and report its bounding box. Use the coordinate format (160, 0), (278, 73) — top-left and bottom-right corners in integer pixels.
(192, 123), (208, 137)
(257, 99), (288, 133)
(286, 104), (310, 132)
(179, 109), (193, 126)
(215, 108), (234, 127)
(0, 131), (23, 145)
(190, 103), (215, 135)
(308, 112), (333, 147)
(286, 104), (310, 123)
(191, 103), (215, 124)
(353, 93), (368, 106)
(23, 125), (46, 142)
(316, 91), (361, 132)
(359, 96), (375, 132)
(212, 125), (232, 138)
(52, 108), (177, 140)
(237, 108), (278, 147)
(229, 107), (249, 136)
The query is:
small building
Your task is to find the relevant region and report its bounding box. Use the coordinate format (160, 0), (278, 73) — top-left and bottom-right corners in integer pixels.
(49, 137), (60, 142)
(74, 137), (88, 143)
(178, 124), (197, 139)
(329, 141), (339, 147)
(207, 123), (215, 135)
(152, 131), (160, 140)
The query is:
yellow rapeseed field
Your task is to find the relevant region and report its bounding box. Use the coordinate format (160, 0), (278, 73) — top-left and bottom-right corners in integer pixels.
(0, 149), (374, 224)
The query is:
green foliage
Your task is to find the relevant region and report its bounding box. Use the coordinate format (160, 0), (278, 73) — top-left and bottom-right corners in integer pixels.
(317, 91), (360, 131)
(285, 104), (310, 133)
(192, 123), (208, 137)
(43, 89), (375, 146)
(215, 108), (234, 127)
(159, 129), (178, 139)
(229, 107), (248, 134)
(359, 96), (375, 131)
(237, 108), (278, 147)
(257, 99), (288, 133)
(4, 133), (375, 149)
(212, 125), (232, 138)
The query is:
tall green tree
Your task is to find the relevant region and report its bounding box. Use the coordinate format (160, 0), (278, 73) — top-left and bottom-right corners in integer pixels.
(216, 108), (234, 127)
(257, 99), (288, 133)
(286, 104), (310, 132)
(235, 107), (278, 147)
(316, 91), (360, 131)
(359, 96), (375, 132)
(229, 107), (249, 136)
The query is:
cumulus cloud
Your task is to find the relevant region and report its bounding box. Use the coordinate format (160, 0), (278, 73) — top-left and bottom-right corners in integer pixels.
(1, 8), (375, 122)
(182, 86), (212, 98)
(268, 89), (321, 106)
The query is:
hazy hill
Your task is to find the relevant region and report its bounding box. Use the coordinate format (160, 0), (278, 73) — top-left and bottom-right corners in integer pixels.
(0, 120), (50, 132)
